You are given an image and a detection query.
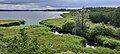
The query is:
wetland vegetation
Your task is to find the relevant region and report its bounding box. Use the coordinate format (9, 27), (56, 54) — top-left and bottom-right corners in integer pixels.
(0, 7), (120, 54)
(0, 20), (25, 27)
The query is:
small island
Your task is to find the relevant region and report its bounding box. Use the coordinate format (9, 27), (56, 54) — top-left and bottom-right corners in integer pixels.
(0, 20), (25, 27)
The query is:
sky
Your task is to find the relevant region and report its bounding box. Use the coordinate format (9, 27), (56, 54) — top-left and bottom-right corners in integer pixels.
(0, 0), (120, 10)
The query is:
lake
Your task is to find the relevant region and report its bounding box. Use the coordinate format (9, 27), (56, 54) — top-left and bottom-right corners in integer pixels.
(0, 11), (68, 25)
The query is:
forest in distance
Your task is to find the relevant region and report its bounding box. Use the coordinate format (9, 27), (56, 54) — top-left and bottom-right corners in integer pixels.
(0, 8), (71, 11)
(0, 7), (120, 54)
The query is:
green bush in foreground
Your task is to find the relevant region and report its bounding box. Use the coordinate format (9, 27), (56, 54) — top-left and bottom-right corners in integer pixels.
(96, 36), (120, 50)
(0, 25), (87, 54)
(0, 25), (120, 54)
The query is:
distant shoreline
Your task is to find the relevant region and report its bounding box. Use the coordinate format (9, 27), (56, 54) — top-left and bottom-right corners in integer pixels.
(0, 10), (71, 11)
(0, 7), (118, 11)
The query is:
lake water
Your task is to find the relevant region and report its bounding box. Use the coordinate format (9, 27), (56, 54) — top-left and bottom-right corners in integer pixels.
(0, 11), (68, 25)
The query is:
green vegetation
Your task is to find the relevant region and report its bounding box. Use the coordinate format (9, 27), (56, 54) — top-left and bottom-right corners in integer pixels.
(40, 18), (73, 28)
(87, 23), (117, 39)
(0, 20), (25, 27)
(0, 7), (120, 54)
(89, 7), (120, 27)
(1, 25), (120, 54)
(96, 36), (120, 50)
(39, 7), (120, 54)
(72, 8), (89, 36)
(0, 25), (88, 54)
(61, 13), (74, 18)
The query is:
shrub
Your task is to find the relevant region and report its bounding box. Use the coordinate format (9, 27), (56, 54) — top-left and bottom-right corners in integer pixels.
(96, 36), (120, 50)
(89, 12), (111, 23)
(0, 25), (87, 53)
(110, 8), (120, 27)
(87, 23), (115, 38)
(114, 28), (120, 38)
(62, 22), (75, 34)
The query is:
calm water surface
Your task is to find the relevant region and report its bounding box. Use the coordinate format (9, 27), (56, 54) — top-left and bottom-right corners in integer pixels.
(0, 11), (68, 25)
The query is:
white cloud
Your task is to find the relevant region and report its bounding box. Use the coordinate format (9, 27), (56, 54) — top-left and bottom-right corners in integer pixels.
(0, 4), (37, 10)
(0, 3), (55, 10)
(0, 0), (120, 10)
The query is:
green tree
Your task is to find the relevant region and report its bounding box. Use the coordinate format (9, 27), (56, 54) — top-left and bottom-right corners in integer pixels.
(89, 12), (111, 23)
(72, 7), (90, 36)
(62, 22), (75, 34)
(111, 8), (120, 27)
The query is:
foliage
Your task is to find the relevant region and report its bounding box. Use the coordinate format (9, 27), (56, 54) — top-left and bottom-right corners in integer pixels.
(61, 13), (73, 18)
(40, 18), (73, 28)
(96, 36), (120, 50)
(74, 8), (89, 35)
(110, 8), (120, 27)
(87, 23), (115, 37)
(89, 12), (111, 23)
(38, 7), (120, 54)
(63, 8), (90, 36)
(114, 28), (120, 39)
(0, 25), (87, 54)
(87, 7), (115, 12)
(62, 22), (75, 34)
(88, 7), (120, 27)
(1, 24), (120, 54)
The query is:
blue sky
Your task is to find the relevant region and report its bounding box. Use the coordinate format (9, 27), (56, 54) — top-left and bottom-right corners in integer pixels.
(0, 0), (120, 10)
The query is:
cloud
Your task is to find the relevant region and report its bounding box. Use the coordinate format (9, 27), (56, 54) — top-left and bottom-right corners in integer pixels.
(0, 3), (54, 10)
(0, 0), (38, 4)
(0, 0), (120, 10)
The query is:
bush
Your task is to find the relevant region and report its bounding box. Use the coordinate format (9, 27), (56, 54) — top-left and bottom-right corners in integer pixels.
(110, 8), (120, 27)
(62, 22), (75, 34)
(114, 28), (120, 38)
(87, 23), (115, 38)
(89, 12), (111, 23)
(96, 36), (120, 50)
(0, 25), (87, 53)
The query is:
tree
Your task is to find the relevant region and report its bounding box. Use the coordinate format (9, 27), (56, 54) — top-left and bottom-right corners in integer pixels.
(72, 7), (90, 36)
(62, 22), (75, 34)
(111, 8), (120, 27)
(89, 12), (111, 23)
